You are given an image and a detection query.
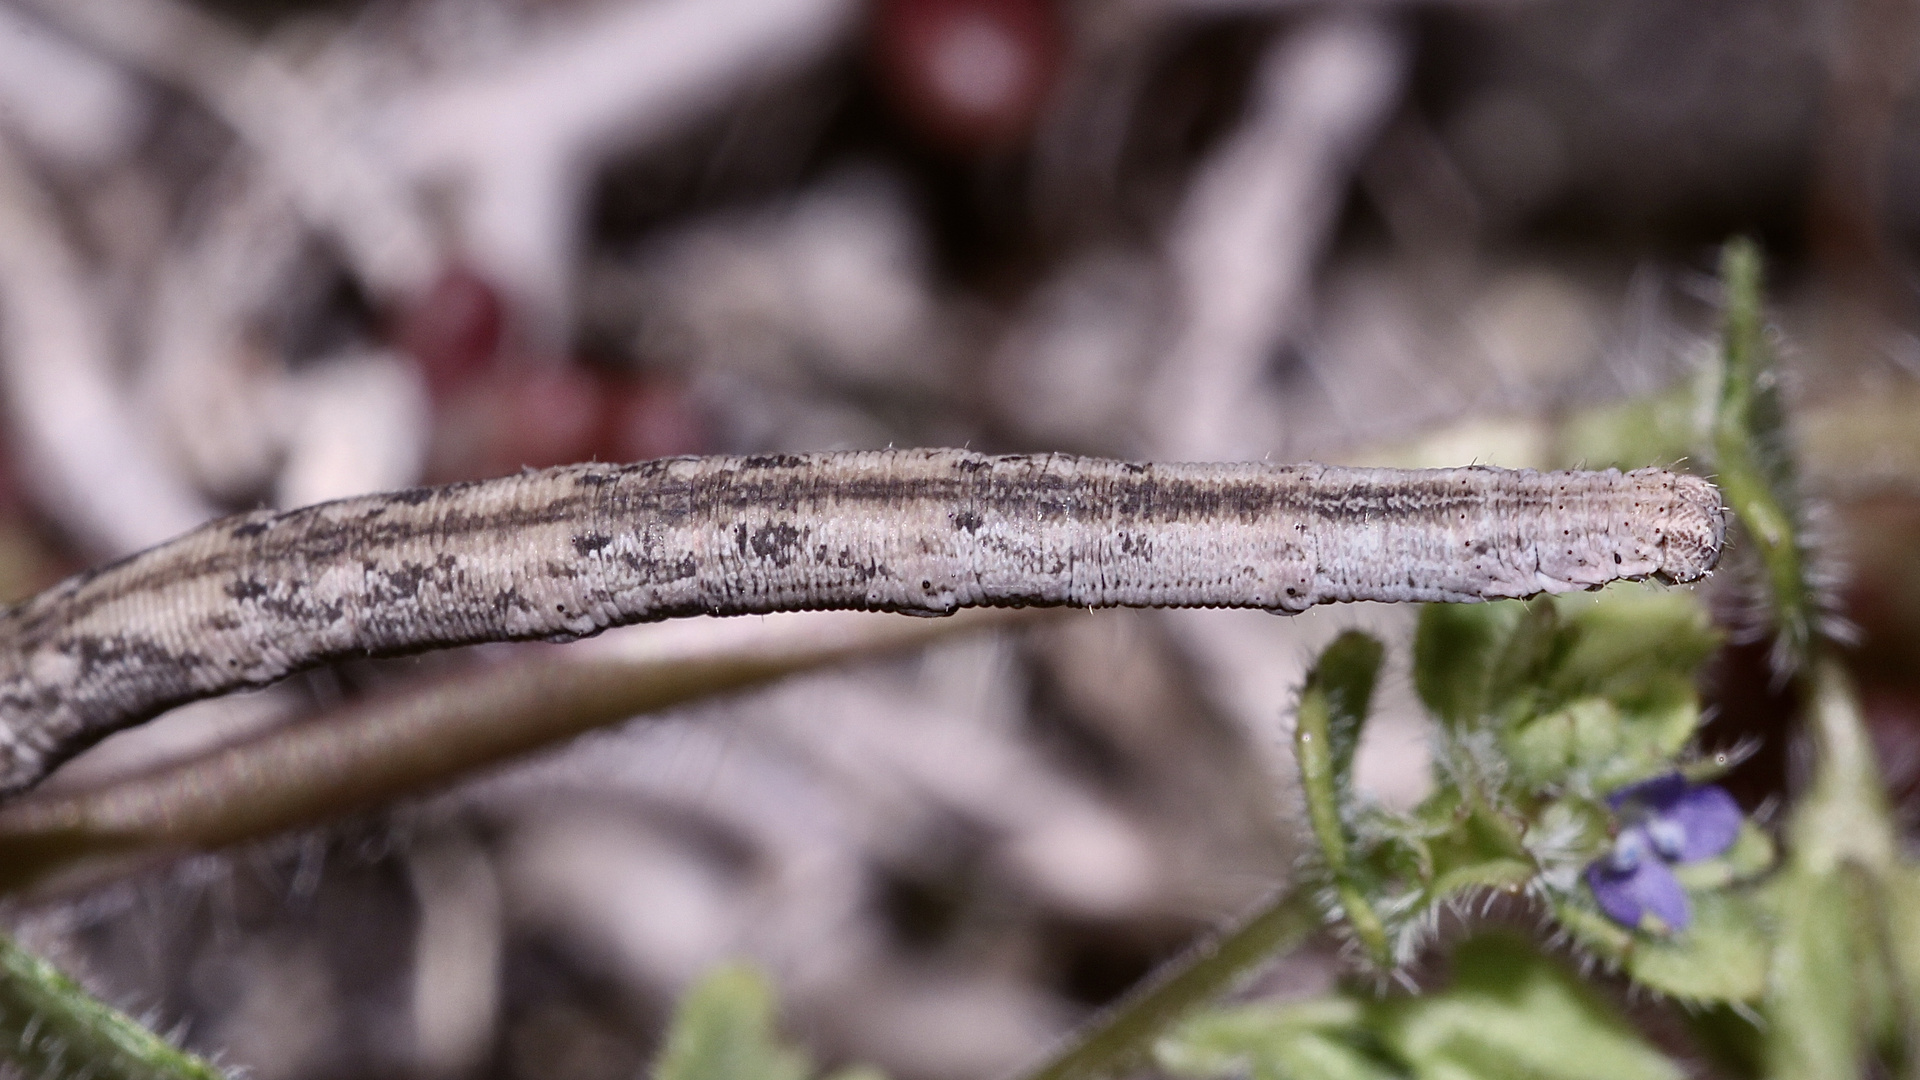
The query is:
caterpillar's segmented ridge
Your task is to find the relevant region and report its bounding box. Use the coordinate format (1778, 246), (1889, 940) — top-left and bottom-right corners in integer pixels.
(0, 450), (1723, 795)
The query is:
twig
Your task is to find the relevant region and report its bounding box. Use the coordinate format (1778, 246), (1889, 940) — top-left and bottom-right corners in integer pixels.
(0, 609), (1018, 897)
(0, 449), (1723, 795)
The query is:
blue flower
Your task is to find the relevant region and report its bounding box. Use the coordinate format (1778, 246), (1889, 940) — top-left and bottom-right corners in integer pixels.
(1585, 774), (1742, 932)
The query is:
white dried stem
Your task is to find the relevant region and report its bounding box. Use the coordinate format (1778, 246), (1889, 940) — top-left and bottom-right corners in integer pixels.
(1148, 14), (1406, 459)
(384, 0), (857, 340)
(23, 0), (438, 295)
(0, 5), (146, 170)
(0, 138), (216, 556)
(0, 450), (1723, 796)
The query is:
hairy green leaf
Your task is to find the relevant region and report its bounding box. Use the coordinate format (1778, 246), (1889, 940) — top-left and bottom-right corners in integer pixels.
(1504, 698), (1625, 787)
(1374, 934), (1683, 1080)
(1421, 800), (1532, 897)
(1556, 888), (1770, 1005)
(1296, 632), (1391, 962)
(1483, 599), (1563, 727)
(1309, 631), (1387, 809)
(1162, 937), (1684, 1080)
(1542, 591), (1718, 699)
(1416, 589), (1715, 793)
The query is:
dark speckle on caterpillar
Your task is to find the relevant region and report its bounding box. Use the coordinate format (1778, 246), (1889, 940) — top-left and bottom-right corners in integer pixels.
(0, 450), (1723, 795)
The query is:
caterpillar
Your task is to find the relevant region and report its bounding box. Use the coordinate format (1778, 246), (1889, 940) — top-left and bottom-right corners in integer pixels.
(0, 449), (1723, 795)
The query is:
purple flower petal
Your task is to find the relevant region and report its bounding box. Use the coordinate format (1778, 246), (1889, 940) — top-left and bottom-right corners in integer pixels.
(1587, 856), (1691, 932)
(1607, 773), (1690, 813)
(1605, 774), (1744, 864)
(1657, 783), (1743, 863)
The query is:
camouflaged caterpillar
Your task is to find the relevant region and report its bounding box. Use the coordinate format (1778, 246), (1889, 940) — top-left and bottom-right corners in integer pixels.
(0, 450), (1723, 795)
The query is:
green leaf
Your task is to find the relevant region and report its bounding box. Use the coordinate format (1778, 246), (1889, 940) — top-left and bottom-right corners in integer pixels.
(1296, 632), (1391, 964)
(1789, 659), (1896, 875)
(1483, 599), (1563, 726)
(1762, 868), (1868, 1080)
(1427, 858), (1534, 906)
(1259, 1032), (1407, 1080)
(1542, 590), (1719, 716)
(654, 965), (813, 1080)
(1417, 590), (1716, 791)
(1637, 892), (1769, 1002)
(1556, 889), (1770, 1005)
(1671, 822), (1774, 891)
(1504, 698), (1625, 788)
(1162, 937), (1686, 1080)
(1421, 799), (1534, 903)
(1372, 934), (1684, 1080)
(1415, 586), (1716, 797)
(1312, 631), (1387, 806)
(1414, 601), (1529, 731)
(1502, 591), (1718, 789)
(1874, 864), (1920, 1067)
(1555, 383), (1704, 473)
(1156, 999), (1396, 1080)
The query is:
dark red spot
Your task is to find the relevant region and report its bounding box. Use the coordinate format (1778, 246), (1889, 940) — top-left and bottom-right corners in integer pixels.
(396, 266), (505, 397)
(428, 364), (603, 480)
(870, 0), (1064, 153)
(601, 376), (707, 463)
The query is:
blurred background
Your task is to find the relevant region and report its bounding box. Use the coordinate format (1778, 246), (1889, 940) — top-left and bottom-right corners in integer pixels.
(0, 0), (1918, 1076)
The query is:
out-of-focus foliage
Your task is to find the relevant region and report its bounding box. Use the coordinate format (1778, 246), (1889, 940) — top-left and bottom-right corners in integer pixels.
(653, 964), (884, 1080)
(1157, 934), (1683, 1080)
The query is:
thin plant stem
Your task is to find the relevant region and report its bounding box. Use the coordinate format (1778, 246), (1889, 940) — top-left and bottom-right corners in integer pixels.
(1711, 238), (1816, 673)
(0, 610), (1019, 897)
(1011, 887), (1319, 1080)
(0, 932), (226, 1080)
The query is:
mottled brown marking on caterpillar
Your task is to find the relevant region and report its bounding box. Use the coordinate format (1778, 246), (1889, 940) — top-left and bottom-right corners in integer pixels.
(0, 450), (1723, 795)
